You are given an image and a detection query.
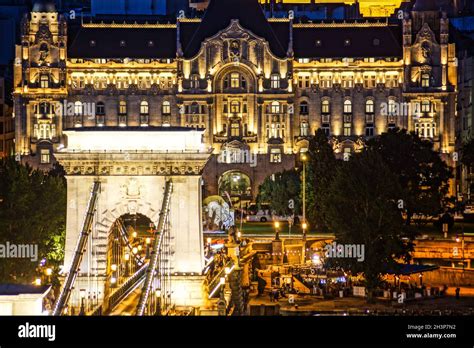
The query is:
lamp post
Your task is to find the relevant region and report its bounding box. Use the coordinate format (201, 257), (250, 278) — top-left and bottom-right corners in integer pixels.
(274, 221), (280, 240)
(79, 289), (86, 316)
(456, 233), (465, 270)
(301, 153), (308, 227)
(155, 289), (162, 316)
(302, 222), (308, 264)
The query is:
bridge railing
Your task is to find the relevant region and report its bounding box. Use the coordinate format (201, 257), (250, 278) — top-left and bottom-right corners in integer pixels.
(106, 263), (149, 312)
(52, 181), (101, 316)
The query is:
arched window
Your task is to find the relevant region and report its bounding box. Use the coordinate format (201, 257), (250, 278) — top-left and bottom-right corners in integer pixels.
(321, 100), (330, 114)
(162, 101), (171, 115)
(74, 101), (83, 115)
(140, 101), (149, 115)
(300, 101), (309, 115)
(421, 73), (430, 88)
(344, 100), (352, 114)
(119, 101), (127, 115)
(365, 100), (374, 114)
(388, 99), (397, 115)
(271, 101), (280, 114)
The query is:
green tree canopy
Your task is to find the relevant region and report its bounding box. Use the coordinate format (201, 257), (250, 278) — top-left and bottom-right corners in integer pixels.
(305, 129), (338, 232)
(324, 150), (416, 301)
(366, 128), (452, 224)
(257, 169), (301, 216)
(0, 157), (66, 283)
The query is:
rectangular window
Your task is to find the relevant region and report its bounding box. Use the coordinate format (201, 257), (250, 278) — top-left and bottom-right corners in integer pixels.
(231, 73), (240, 88)
(40, 149), (50, 164)
(365, 124), (374, 137)
(322, 124), (330, 136)
(320, 76), (332, 89)
(344, 123), (352, 136)
(364, 75), (376, 89)
(271, 75), (280, 89)
(270, 148), (282, 163)
(341, 76), (354, 88)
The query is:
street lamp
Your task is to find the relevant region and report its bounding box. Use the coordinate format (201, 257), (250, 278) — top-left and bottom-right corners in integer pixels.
(79, 289), (86, 316)
(301, 222), (309, 264)
(155, 289), (162, 316)
(456, 234), (465, 270)
(274, 221), (280, 240)
(301, 152), (308, 228)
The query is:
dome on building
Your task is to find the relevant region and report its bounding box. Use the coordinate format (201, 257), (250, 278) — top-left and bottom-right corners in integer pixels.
(32, 0), (56, 13)
(413, 0), (439, 11)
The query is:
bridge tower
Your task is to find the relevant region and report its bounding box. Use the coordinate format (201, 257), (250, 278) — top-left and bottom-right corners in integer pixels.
(55, 128), (211, 310)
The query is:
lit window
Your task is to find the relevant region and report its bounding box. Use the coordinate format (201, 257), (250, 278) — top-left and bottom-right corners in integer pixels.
(190, 75), (199, 89)
(320, 76), (332, 89)
(140, 101), (149, 115)
(388, 99), (397, 115)
(230, 122), (240, 137)
(162, 101), (171, 115)
(344, 100), (352, 114)
(271, 74), (280, 89)
(341, 75), (354, 88)
(421, 100), (431, 113)
(421, 74), (430, 87)
(300, 122), (309, 136)
(270, 101), (280, 114)
(231, 73), (240, 88)
(119, 101), (127, 115)
(74, 101), (83, 116)
(365, 100), (374, 114)
(230, 101), (240, 113)
(322, 100), (330, 114)
(40, 75), (49, 88)
(270, 148), (282, 163)
(344, 114), (352, 136)
(40, 149), (50, 164)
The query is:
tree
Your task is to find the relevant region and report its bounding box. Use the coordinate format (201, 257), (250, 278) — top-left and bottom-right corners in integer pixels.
(257, 169), (301, 216)
(461, 138), (474, 168)
(0, 157), (66, 283)
(366, 128), (452, 224)
(324, 151), (416, 302)
(305, 129), (338, 232)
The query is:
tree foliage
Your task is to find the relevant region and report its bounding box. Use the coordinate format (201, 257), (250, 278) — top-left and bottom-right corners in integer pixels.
(0, 157), (66, 283)
(323, 151), (416, 300)
(257, 169), (301, 216)
(366, 128), (452, 224)
(305, 129), (338, 231)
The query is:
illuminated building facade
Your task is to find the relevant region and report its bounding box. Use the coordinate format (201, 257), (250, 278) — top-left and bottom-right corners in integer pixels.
(14, 0), (458, 198)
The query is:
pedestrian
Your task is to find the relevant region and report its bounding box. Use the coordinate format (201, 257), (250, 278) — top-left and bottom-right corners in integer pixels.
(455, 287), (460, 300)
(269, 290), (274, 302)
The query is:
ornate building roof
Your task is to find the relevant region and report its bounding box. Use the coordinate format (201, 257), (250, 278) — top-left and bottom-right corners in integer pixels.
(184, 0), (287, 58)
(32, 0), (57, 13)
(68, 0), (404, 59)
